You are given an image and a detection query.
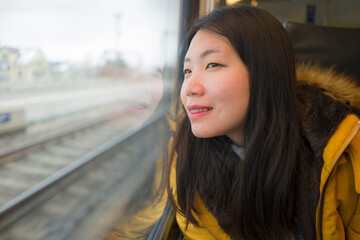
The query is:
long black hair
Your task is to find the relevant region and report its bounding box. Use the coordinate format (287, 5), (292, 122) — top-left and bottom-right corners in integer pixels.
(167, 6), (303, 240)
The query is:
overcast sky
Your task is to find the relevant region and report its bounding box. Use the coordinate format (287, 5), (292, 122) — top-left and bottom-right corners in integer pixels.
(0, 0), (177, 68)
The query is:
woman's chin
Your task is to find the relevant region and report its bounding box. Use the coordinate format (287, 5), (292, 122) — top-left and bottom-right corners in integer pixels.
(191, 129), (216, 139)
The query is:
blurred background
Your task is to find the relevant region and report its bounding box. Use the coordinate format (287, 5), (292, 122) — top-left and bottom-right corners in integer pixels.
(0, 0), (358, 239)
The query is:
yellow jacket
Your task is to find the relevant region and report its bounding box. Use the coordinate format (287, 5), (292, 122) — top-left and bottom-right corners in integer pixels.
(317, 114), (360, 240)
(172, 114), (360, 240)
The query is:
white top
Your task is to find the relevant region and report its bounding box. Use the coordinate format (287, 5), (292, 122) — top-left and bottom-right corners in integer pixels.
(232, 145), (245, 160)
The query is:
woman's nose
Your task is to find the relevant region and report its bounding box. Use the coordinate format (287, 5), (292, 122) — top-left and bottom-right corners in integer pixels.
(183, 75), (205, 96)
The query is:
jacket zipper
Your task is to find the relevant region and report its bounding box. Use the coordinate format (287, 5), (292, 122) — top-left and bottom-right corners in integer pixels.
(318, 121), (360, 240)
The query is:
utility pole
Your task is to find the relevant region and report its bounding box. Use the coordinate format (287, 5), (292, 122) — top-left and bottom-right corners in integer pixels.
(114, 13), (122, 50)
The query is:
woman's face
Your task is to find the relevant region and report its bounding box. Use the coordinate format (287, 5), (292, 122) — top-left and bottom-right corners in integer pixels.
(181, 30), (250, 146)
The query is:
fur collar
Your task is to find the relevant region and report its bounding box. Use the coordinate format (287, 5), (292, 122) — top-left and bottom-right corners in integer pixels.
(296, 64), (360, 108)
(296, 64), (360, 157)
(295, 64), (360, 240)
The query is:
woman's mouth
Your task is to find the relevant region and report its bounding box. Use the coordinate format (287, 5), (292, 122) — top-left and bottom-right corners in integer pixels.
(189, 108), (212, 113)
(187, 106), (213, 118)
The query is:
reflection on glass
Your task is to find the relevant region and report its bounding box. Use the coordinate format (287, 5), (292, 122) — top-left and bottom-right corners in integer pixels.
(0, 0), (180, 239)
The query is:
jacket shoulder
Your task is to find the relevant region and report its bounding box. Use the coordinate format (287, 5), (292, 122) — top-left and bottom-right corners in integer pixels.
(318, 114), (360, 239)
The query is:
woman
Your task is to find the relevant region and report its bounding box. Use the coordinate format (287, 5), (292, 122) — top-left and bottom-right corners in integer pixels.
(166, 5), (360, 240)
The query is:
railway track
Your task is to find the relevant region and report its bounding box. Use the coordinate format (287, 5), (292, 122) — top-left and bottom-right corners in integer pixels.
(0, 103), (169, 239)
(0, 102), (130, 153)
(0, 106), (129, 205)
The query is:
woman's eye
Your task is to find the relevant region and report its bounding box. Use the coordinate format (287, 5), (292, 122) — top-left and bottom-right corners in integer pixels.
(183, 69), (192, 75)
(207, 63), (221, 69)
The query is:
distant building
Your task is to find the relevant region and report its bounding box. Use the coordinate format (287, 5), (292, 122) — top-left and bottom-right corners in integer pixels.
(100, 50), (127, 79)
(100, 50), (140, 80)
(0, 47), (17, 82)
(0, 47), (51, 82)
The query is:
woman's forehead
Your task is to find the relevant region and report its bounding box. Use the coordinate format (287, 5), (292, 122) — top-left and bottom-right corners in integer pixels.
(185, 30), (233, 60)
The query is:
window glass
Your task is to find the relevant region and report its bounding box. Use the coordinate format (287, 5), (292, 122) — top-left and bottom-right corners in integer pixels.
(0, 0), (180, 239)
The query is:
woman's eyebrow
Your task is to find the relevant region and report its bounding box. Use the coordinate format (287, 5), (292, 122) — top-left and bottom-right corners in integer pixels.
(200, 49), (220, 58)
(184, 49), (220, 63)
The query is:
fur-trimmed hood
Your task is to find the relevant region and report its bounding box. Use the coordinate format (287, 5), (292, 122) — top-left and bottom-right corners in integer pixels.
(296, 64), (360, 156)
(295, 64), (360, 240)
(296, 64), (360, 108)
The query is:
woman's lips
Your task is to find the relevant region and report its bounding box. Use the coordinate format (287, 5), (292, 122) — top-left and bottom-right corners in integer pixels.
(187, 105), (213, 119)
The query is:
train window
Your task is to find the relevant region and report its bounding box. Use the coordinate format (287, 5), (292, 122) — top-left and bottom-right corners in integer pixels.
(0, 0), (180, 239)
